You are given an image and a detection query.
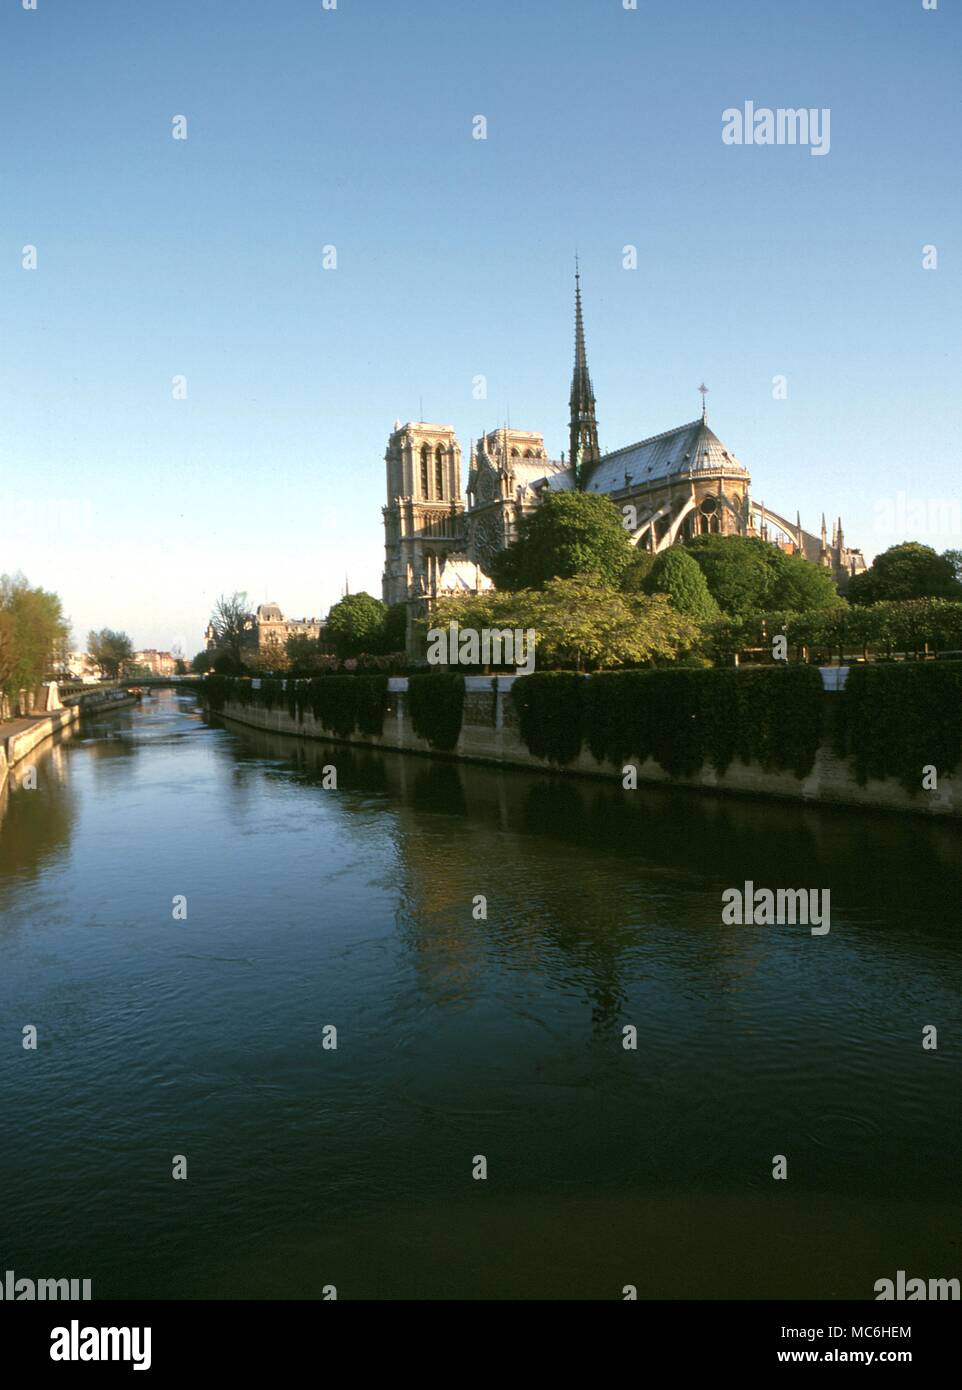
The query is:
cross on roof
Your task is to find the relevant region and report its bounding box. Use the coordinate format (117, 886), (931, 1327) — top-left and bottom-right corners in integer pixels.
(698, 383), (709, 419)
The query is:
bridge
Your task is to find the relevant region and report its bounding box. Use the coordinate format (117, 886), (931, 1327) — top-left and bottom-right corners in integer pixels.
(56, 676), (203, 704)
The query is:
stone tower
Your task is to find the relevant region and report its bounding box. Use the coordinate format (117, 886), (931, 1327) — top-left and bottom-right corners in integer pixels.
(381, 422), (465, 607)
(569, 262), (600, 486)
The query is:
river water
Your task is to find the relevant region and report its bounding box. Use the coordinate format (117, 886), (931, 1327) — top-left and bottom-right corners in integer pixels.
(0, 690), (958, 1299)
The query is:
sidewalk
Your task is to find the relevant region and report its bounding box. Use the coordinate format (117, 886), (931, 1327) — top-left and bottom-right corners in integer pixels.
(0, 714), (50, 743)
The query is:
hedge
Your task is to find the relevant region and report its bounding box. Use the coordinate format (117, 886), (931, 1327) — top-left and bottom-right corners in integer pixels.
(406, 671), (465, 751)
(200, 674), (388, 738)
(511, 673), (585, 766)
(835, 660), (962, 792)
(513, 665), (825, 777)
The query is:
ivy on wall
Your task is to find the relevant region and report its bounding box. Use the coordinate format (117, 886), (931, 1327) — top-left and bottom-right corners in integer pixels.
(201, 675), (388, 739)
(510, 673), (585, 766)
(835, 660), (962, 791)
(513, 665), (825, 778)
(406, 672), (465, 751)
(203, 664), (962, 795)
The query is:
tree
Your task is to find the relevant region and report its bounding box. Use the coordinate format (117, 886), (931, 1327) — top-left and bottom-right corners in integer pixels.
(491, 491), (634, 591)
(619, 547), (657, 593)
(326, 592), (389, 658)
(0, 574), (69, 700)
(174, 659), (188, 676)
(642, 548), (720, 621)
(87, 628), (134, 679)
(383, 602), (408, 653)
(944, 549), (962, 586)
(191, 649), (215, 674)
(432, 579), (701, 671)
(848, 543), (962, 606)
(769, 550), (841, 611)
(684, 534), (782, 615)
(209, 592), (251, 664)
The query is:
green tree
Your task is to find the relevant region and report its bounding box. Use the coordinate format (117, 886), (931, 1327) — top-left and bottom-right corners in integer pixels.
(944, 549), (962, 586)
(433, 578), (700, 671)
(848, 542), (962, 606)
(326, 592), (389, 658)
(619, 547), (657, 593)
(769, 550), (841, 611)
(382, 602), (408, 653)
(491, 491), (634, 591)
(643, 547), (720, 621)
(684, 534), (782, 616)
(0, 573), (69, 700)
(87, 629), (134, 679)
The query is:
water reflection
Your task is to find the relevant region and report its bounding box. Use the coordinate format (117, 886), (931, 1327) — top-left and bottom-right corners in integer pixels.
(0, 693), (957, 1301)
(0, 730), (77, 893)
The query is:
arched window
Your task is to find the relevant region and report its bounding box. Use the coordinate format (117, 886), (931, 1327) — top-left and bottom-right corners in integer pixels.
(435, 445), (444, 499)
(420, 444), (430, 496)
(699, 495), (719, 535)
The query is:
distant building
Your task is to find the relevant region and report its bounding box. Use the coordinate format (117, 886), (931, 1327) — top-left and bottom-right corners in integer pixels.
(205, 604), (324, 659)
(132, 649), (178, 677)
(60, 651), (101, 681)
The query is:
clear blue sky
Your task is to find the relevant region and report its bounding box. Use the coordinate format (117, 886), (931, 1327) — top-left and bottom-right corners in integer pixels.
(1, 0), (959, 654)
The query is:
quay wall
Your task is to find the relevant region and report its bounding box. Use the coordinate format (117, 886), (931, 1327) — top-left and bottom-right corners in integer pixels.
(212, 675), (962, 820)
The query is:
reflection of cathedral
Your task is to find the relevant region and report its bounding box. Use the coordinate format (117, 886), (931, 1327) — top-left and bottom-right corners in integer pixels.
(382, 269), (865, 615)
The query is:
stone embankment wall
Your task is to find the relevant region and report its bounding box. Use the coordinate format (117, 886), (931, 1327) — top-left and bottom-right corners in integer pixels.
(0, 689), (137, 794)
(213, 675), (962, 820)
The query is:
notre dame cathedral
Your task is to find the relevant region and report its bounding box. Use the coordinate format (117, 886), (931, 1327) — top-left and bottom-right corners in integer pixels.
(382, 269), (865, 622)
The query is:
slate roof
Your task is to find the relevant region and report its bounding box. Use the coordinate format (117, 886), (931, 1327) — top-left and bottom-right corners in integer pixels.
(582, 419), (750, 493)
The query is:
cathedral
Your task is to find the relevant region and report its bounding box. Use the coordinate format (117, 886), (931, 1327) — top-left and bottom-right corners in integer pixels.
(381, 270), (865, 623)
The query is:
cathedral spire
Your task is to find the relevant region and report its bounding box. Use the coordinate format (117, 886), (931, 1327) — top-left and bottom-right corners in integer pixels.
(569, 259), (600, 488)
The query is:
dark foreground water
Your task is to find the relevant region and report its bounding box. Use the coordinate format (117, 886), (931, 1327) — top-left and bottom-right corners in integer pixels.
(0, 690), (959, 1300)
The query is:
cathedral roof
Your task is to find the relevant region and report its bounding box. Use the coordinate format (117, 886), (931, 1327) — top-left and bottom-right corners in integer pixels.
(582, 418), (750, 493)
(511, 457), (567, 487)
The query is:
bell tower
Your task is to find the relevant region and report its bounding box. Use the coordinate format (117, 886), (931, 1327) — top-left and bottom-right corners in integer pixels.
(382, 422), (465, 606)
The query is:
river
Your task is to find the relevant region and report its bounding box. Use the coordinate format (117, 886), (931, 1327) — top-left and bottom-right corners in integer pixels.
(0, 690), (958, 1299)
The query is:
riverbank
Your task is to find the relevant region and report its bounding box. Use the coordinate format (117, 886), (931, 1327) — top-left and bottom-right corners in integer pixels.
(0, 692), (138, 793)
(210, 674), (962, 819)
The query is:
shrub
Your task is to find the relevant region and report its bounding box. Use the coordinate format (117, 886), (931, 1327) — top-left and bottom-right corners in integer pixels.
(511, 672), (585, 766)
(407, 671), (465, 751)
(514, 665), (824, 779)
(836, 660), (962, 791)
